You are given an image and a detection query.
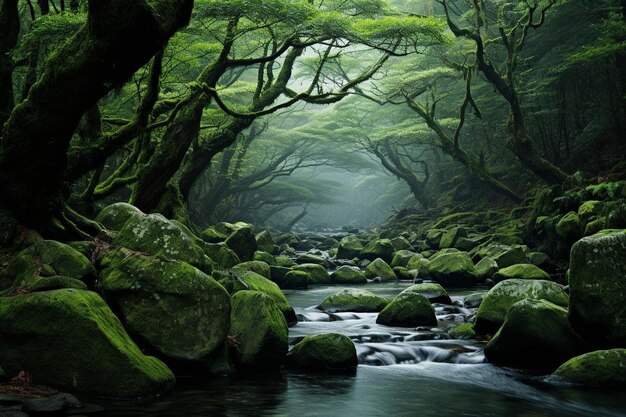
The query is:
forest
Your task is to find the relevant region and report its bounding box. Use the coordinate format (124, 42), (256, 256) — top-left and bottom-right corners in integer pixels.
(0, 0), (624, 415)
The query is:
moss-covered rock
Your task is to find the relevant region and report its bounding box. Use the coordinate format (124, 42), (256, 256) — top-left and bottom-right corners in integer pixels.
(578, 200), (603, 225)
(472, 244), (528, 268)
(584, 217), (606, 236)
(463, 292), (484, 308)
(0, 240), (95, 290)
(393, 267), (419, 281)
(449, 323), (476, 340)
(99, 250), (230, 363)
(229, 291), (288, 369)
(95, 202), (143, 231)
(225, 227), (257, 262)
(255, 230), (275, 254)
(439, 227), (467, 249)
(390, 236), (413, 251)
(359, 238), (395, 263)
(376, 291), (437, 327)
(493, 264), (550, 283)
(318, 288), (388, 313)
(202, 242), (240, 269)
(286, 333), (357, 371)
(200, 226), (228, 243)
(475, 279), (569, 335)
(28, 275), (88, 292)
(553, 349), (626, 386)
(474, 257), (498, 280)
(556, 211), (581, 240)
(425, 229), (446, 249)
(275, 270), (309, 290)
(527, 252), (549, 266)
(0, 289), (174, 397)
(428, 251), (477, 287)
(275, 255), (296, 267)
(330, 266), (367, 285)
(485, 299), (589, 370)
(390, 250), (419, 268)
(568, 230), (626, 346)
(403, 283), (451, 304)
(220, 271), (296, 325)
(407, 256), (430, 279)
(364, 258), (396, 282)
(293, 263), (330, 285)
(232, 260), (271, 280)
(113, 213), (212, 273)
(337, 236), (363, 259)
(254, 251), (275, 265)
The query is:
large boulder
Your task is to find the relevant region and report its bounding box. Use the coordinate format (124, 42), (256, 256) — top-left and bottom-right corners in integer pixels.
(330, 266), (367, 285)
(568, 230), (626, 347)
(225, 227), (257, 262)
(402, 283), (451, 304)
(359, 239), (395, 263)
(318, 289), (388, 313)
(200, 226), (228, 243)
(390, 250), (419, 268)
(337, 236), (363, 259)
(475, 279), (569, 335)
(472, 244), (527, 268)
(428, 251), (477, 287)
(229, 291), (288, 369)
(286, 333), (357, 371)
(553, 349), (626, 386)
(96, 202), (143, 231)
(474, 257), (498, 280)
(376, 291), (437, 327)
(113, 213), (212, 273)
(99, 250), (231, 363)
(202, 242), (240, 269)
(255, 230), (275, 253)
(0, 289), (174, 397)
(578, 200), (603, 225)
(293, 263), (331, 285)
(275, 270), (309, 290)
(556, 211), (581, 240)
(0, 240), (95, 290)
(492, 264), (550, 283)
(232, 260), (271, 280)
(364, 258), (396, 281)
(439, 227), (467, 249)
(220, 271), (296, 325)
(485, 299), (589, 369)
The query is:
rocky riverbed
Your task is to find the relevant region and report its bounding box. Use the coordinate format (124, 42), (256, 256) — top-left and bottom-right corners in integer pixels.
(0, 199), (625, 416)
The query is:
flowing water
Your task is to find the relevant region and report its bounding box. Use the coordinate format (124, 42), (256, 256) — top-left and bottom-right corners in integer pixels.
(93, 283), (626, 417)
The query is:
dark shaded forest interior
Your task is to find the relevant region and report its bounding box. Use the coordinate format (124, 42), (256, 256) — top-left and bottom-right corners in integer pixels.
(0, 0), (625, 416)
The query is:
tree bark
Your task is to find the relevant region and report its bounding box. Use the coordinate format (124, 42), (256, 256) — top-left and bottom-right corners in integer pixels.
(0, 0), (19, 129)
(0, 0), (193, 228)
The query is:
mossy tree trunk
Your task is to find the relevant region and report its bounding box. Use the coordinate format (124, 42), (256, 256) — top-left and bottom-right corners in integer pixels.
(0, 0), (19, 129)
(0, 0), (193, 229)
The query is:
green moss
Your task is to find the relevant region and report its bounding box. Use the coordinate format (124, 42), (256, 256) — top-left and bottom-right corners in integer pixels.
(390, 236), (413, 251)
(568, 230), (626, 346)
(113, 213), (212, 273)
(255, 230), (275, 253)
(200, 226), (228, 243)
(202, 242), (240, 269)
(475, 279), (569, 335)
(493, 264), (550, 283)
(364, 258), (396, 281)
(485, 299), (590, 370)
(275, 255), (296, 267)
(0, 240), (95, 290)
(427, 251), (477, 287)
(222, 271), (296, 325)
(471, 243), (528, 268)
(29, 276), (88, 292)
(254, 251), (275, 265)
(95, 202), (143, 231)
(403, 283), (451, 303)
(390, 250), (419, 268)
(578, 200), (603, 224)
(359, 238), (395, 263)
(330, 266), (367, 284)
(556, 211), (581, 239)
(0, 289), (174, 398)
(376, 291), (437, 327)
(475, 257), (498, 280)
(229, 291), (288, 369)
(449, 323), (476, 340)
(232, 260), (271, 279)
(554, 349), (626, 386)
(337, 236), (363, 259)
(99, 250), (231, 363)
(279, 270), (309, 289)
(286, 333), (357, 371)
(439, 227), (467, 249)
(318, 288), (388, 313)
(225, 227), (257, 262)
(293, 263), (330, 285)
